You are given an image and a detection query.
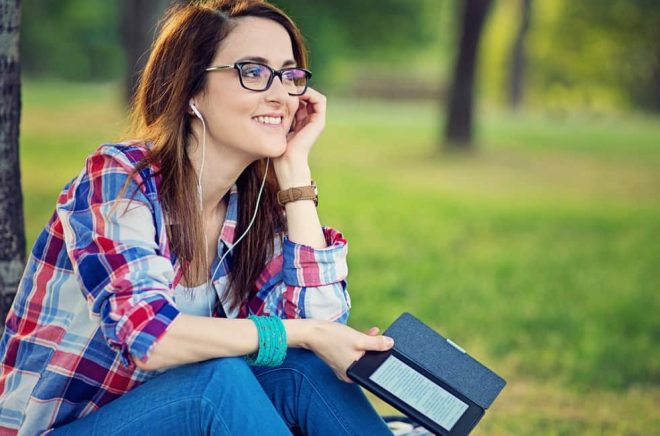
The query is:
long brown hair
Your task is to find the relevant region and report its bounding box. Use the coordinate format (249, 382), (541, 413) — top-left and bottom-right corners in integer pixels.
(126, 0), (308, 311)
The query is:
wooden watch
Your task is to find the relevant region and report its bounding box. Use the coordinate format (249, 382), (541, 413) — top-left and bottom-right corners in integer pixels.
(277, 180), (318, 207)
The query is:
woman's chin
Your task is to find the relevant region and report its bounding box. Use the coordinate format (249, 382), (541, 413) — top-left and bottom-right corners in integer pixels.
(262, 141), (288, 158)
(240, 136), (288, 160)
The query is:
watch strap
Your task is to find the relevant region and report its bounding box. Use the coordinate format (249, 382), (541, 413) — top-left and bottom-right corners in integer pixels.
(277, 181), (318, 207)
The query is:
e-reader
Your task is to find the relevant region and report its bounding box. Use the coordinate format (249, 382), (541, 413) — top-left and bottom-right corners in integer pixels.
(347, 313), (506, 435)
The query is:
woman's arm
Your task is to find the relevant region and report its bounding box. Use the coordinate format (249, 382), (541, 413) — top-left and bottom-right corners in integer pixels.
(274, 87), (328, 249)
(275, 164), (326, 249)
(134, 315), (304, 370)
(58, 146), (183, 369)
(252, 227), (350, 322)
(136, 315), (394, 383)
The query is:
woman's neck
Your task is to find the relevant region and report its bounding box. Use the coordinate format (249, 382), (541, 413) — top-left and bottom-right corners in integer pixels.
(187, 129), (253, 222)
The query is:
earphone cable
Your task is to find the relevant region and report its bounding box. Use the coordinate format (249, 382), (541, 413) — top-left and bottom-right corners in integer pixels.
(190, 101), (269, 316)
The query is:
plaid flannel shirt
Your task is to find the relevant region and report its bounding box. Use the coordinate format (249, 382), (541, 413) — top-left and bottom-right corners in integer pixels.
(0, 142), (350, 435)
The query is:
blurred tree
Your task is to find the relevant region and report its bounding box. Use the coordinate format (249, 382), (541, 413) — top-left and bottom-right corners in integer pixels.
(121, 0), (178, 104)
(444, 0), (494, 149)
(507, 0), (532, 110)
(0, 0), (25, 332)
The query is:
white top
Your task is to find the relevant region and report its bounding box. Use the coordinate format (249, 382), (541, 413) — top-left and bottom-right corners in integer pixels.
(172, 281), (217, 317)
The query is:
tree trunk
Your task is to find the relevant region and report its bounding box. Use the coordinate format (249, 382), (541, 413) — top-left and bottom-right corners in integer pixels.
(444, 0), (494, 150)
(508, 0), (532, 111)
(0, 0), (25, 332)
(121, 0), (178, 105)
(121, 0), (159, 105)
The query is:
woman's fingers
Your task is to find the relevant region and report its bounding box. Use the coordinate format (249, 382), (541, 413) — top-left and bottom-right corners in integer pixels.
(280, 87), (326, 154)
(295, 100), (307, 125)
(297, 87), (326, 124)
(309, 322), (394, 384)
(299, 86), (325, 107)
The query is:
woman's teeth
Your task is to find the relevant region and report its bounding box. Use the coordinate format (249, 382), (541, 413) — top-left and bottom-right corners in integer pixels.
(254, 116), (282, 125)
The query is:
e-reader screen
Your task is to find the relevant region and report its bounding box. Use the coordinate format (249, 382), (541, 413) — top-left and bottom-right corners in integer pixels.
(369, 354), (469, 431)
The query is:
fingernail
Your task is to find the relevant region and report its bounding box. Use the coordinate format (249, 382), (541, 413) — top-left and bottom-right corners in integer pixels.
(385, 337), (394, 347)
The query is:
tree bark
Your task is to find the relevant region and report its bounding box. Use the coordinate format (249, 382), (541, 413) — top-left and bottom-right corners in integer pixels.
(508, 0), (532, 111)
(0, 0), (25, 332)
(444, 0), (494, 149)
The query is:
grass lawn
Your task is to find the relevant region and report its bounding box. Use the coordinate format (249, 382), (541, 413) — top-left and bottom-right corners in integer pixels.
(20, 81), (660, 434)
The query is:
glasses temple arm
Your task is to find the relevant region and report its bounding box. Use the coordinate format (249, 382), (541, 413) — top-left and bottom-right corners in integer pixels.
(204, 65), (235, 72)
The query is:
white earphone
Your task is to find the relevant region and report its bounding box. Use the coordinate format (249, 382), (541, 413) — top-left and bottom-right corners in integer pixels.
(188, 98), (203, 119)
(188, 98), (269, 315)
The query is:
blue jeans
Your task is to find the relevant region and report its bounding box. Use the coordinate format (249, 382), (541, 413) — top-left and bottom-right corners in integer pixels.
(50, 349), (391, 435)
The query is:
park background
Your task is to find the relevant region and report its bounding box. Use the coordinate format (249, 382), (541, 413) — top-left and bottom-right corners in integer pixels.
(12, 0), (660, 434)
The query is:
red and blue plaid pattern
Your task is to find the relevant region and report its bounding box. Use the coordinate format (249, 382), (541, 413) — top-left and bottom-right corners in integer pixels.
(0, 142), (349, 434)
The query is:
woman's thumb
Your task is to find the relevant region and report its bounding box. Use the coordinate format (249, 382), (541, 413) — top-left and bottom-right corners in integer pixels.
(366, 335), (394, 351)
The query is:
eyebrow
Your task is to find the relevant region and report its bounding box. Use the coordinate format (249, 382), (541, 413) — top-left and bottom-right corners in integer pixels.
(236, 56), (297, 67)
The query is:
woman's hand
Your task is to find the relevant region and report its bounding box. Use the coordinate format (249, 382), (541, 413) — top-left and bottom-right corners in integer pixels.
(274, 87), (326, 188)
(305, 321), (394, 383)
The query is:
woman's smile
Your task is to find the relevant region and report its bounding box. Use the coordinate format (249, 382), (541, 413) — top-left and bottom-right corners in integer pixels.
(252, 113), (285, 129)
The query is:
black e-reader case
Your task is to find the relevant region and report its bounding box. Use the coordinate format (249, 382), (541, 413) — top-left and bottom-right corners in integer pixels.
(347, 313), (506, 435)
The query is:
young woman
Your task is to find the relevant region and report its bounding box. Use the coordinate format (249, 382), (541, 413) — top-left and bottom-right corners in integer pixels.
(0, 1), (394, 434)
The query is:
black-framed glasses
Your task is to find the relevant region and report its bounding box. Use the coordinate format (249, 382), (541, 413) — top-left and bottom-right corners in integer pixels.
(205, 62), (312, 96)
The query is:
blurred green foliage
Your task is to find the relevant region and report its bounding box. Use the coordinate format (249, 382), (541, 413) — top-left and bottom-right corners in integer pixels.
(481, 0), (660, 112)
(547, 0), (660, 112)
(20, 0), (660, 112)
(270, 0), (437, 76)
(22, 0), (124, 81)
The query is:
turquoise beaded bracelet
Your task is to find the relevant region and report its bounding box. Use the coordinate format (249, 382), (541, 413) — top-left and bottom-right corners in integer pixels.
(245, 315), (287, 367)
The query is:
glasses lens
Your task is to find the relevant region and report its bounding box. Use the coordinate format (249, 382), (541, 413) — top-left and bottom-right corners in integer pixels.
(239, 63), (271, 90)
(282, 68), (309, 95)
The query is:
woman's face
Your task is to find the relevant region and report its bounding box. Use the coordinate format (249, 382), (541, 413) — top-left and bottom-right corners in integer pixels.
(194, 16), (300, 161)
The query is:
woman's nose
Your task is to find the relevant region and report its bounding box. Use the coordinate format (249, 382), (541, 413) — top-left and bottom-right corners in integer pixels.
(265, 74), (290, 101)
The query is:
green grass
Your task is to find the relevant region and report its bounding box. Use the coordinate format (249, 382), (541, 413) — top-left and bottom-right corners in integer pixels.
(20, 81), (660, 434)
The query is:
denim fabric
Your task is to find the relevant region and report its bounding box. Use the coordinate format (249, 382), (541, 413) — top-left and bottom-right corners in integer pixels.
(49, 349), (391, 435)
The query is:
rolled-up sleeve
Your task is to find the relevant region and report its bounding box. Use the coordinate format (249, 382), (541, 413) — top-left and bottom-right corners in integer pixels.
(250, 227), (351, 323)
(56, 149), (180, 368)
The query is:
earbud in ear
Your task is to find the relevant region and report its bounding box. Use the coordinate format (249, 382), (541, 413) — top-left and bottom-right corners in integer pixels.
(189, 99), (203, 120)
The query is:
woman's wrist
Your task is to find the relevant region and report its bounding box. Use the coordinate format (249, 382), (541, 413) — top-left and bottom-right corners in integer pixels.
(283, 318), (322, 350)
(274, 159), (312, 190)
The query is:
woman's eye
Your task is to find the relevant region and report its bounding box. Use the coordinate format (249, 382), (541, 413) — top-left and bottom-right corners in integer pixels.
(283, 69), (305, 82)
(243, 65), (266, 78)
